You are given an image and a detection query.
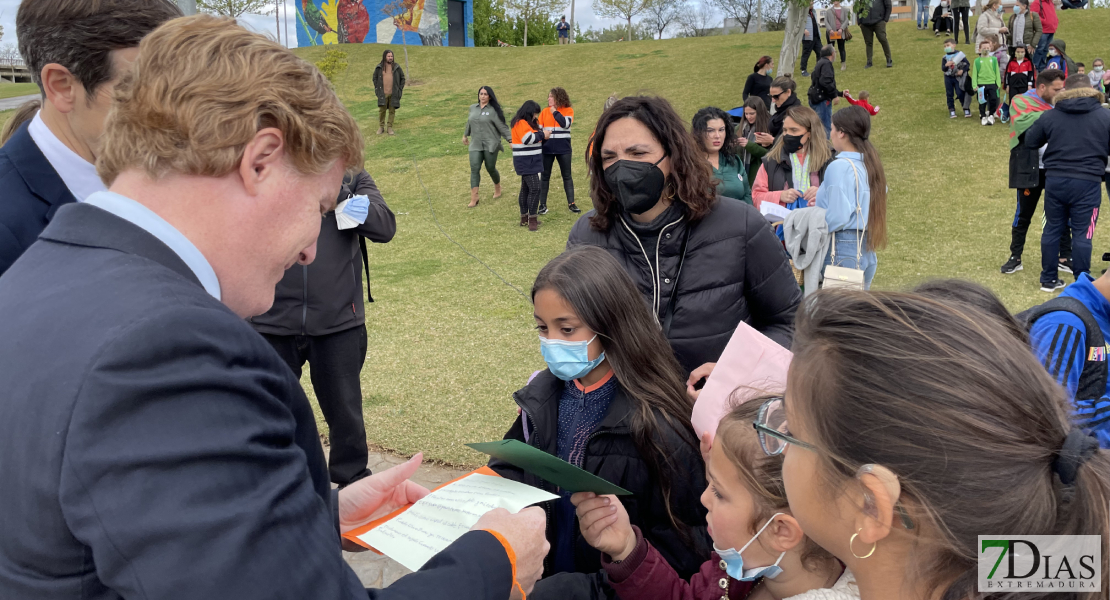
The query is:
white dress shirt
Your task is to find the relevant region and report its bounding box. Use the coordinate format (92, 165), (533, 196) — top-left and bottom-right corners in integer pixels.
(27, 112), (107, 202)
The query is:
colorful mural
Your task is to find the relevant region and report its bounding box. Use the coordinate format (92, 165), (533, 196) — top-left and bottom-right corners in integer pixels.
(297, 0), (473, 47)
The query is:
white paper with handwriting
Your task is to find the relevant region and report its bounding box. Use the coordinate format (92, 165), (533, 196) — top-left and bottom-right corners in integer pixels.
(360, 474), (558, 572)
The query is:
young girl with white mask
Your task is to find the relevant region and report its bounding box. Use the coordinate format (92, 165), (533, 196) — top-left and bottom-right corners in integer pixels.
(489, 245), (710, 581)
(571, 399), (855, 600)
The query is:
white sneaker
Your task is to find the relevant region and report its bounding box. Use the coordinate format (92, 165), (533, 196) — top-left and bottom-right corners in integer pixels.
(987, 115), (995, 125)
(981, 117), (988, 125)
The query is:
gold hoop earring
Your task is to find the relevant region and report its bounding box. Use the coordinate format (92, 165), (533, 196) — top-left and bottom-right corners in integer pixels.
(849, 528), (877, 559)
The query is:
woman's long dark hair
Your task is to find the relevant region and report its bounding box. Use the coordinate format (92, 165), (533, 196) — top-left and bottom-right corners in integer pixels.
(586, 96), (716, 232)
(533, 246), (700, 536)
(511, 100), (542, 129)
(742, 96), (771, 135)
(831, 105), (887, 251)
(753, 55), (772, 73)
(692, 106), (737, 162)
(479, 85), (506, 125)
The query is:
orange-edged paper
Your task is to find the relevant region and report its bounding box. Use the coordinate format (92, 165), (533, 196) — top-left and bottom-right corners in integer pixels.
(341, 466), (500, 552)
(690, 322), (793, 441)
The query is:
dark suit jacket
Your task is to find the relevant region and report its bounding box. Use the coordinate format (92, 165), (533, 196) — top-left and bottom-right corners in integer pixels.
(0, 203), (513, 599)
(0, 121), (77, 277)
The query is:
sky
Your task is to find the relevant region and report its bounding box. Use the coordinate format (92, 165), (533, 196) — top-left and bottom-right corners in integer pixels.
(0, 0), (626, 51)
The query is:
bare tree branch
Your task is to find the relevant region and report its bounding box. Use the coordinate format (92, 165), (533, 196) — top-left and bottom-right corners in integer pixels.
(676, 1), (717, 36)
(593, 0), (652, 41)
(197, 0), (275, 18)
(642, 0), (687, 39)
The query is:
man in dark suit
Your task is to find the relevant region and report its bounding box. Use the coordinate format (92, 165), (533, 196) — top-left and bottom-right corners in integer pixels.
(0, 15), (546, 600)
(0, 0), (183, 277)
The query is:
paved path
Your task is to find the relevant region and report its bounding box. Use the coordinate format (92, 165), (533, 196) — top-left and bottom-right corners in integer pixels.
(0, 94), (38, 111)
(339, 449), (471, 587)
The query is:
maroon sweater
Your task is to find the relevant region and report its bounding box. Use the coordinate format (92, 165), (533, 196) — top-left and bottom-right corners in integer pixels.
(601, 527), (756, 600)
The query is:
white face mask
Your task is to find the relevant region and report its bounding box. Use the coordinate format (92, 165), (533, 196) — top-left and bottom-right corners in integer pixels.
(1049, 48), (1059, 57)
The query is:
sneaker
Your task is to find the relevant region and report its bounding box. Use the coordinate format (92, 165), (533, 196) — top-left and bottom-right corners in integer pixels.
(800, 70), (810, 77)
(568, 203), (582, 213)
(538, 207), (549, 215)
(1001, 256), (1023, 274)
(987, 115), (995, 125)
(865, 62), (873, 69)
(886, 59), (893, 68)
(1059, 258), (1074, 274)
(981, 117), (988, 126)
(1040, 279), (1067, 293)
(964, 109), (973, 118)
(840, 62), (846, 71)
(950, 110), (957, 119)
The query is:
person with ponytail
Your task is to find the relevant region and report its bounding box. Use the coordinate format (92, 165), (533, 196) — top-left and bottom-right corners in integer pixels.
(463, 86), (511, 208)
(489, 245), (710, 580)
(772, 288), (1110, 600)
(816, 106), (887, 289)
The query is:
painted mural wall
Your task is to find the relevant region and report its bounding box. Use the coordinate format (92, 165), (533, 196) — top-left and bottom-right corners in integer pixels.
(296, 0), (473, 47)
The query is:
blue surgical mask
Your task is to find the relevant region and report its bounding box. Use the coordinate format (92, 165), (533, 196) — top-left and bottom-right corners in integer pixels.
(539, 335), (606, 381)
(767, 68), (774, 76)
(714, 513), (786, 581)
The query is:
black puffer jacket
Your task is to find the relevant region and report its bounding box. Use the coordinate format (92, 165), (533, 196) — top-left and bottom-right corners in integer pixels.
(489, 370), (710, 580)
(769, 93), (802, 139)
(567, 198), (802, 373)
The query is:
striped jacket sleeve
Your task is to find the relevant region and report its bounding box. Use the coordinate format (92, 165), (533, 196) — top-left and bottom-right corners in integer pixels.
(1030, 313), (1110, 442)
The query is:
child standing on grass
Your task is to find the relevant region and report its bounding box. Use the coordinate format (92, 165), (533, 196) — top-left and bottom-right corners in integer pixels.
(972, 39), (1003, 125)
(841, 89), (880, 115)
(570, 399), (856, 600)
(510, 100), (547, 231)
(942, 38), (973, 119)
(1003, 45), (1035, 123)
(490, 245), (710, 581)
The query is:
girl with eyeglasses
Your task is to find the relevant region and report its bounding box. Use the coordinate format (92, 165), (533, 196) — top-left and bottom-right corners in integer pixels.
(769, 289), (1110, 600)
(571, 398), (856, 600)
(489, 245), (710, 581)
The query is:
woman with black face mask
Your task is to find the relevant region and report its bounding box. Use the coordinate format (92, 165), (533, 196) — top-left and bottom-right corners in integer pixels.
(567, 96), (802, 375)
(751, 106), (833, 213)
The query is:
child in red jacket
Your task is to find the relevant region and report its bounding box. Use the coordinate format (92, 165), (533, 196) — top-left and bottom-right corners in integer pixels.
(842, 89), (879, 116)
(570, 399), (856, 600)
(1002, 46), (1036, 124)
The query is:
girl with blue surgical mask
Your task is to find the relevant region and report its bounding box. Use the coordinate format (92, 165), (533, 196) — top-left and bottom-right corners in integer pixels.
(571, 399), (855, 600)
(488, 245), (711, 581)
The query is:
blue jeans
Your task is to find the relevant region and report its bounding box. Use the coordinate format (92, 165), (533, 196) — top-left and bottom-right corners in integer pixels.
(812, 100), (832, 138)
(1060, 0), (1086, 8)
(823, 230), (878, 289)
(1033, 33), (1054, 71)
(917, 0), (931, 26)
(945, 75), (966, 111)
(1001, 97), (1010, 121)
(1041, 176), (1102, 285)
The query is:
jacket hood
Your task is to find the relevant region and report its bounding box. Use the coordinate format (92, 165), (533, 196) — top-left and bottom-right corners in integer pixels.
(1054, 86), (1106, 112)
(1049, 39), (1067, 54)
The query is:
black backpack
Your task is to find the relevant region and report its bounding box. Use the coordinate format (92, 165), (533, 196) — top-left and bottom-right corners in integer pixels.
(1019, 297), (1108, 403)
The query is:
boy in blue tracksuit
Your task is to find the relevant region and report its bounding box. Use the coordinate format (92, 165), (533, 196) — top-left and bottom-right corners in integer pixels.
(1030, 271), (1110, 448)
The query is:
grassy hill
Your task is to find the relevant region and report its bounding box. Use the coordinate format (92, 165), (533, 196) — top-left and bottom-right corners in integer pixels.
(295, 11), (1110, 465)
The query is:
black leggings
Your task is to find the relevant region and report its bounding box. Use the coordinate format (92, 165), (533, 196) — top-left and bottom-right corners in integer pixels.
(953, 7), (970, 43)
(518, 173), (541, 217)
(539, 153), (574, 210)
(825, 32), (846, 63)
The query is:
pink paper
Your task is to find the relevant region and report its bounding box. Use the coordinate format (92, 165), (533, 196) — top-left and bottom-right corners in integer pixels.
(691, 322), (793, 441)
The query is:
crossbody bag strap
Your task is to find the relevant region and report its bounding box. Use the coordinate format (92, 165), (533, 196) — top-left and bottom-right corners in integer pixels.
(847, 159), (865, 263)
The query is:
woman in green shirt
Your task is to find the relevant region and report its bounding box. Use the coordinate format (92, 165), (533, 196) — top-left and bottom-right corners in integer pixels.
(463, 86), (512, 208)
(692, 106), (752, 205)
(737, 96), (774, 185)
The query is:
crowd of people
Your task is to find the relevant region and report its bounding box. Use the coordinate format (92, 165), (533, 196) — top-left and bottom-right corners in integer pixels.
(0, 1), (1108, 600)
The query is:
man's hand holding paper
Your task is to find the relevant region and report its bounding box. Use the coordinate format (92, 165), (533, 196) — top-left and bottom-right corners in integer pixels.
(339, 453), (432, 534)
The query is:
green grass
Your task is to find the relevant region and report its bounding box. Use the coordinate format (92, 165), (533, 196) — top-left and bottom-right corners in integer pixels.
(291, 11), (1110, 466)
(0, 82), (39, 100)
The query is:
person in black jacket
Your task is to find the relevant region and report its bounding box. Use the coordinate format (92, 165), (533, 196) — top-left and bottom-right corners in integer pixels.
(1026, 75), (1110, 292)
(807, 45), (842, 136)
(769, 76), (803, 139)
(799, 5), (822, 77)
(568, 96), (802, 374)
(858, 0), (893, 68)
(490, 245), (710, 582)
(251, 169), (396, 487)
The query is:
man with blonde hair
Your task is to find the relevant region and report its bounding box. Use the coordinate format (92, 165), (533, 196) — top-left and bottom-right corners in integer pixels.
(0, 15), (546, 600)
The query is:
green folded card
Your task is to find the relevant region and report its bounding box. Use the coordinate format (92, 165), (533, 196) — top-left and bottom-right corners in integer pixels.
(466, 439), (632, 496)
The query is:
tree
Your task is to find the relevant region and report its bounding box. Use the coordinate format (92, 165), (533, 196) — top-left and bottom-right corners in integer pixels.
(197, 0), (274, 17)
(776, 0), (806, 77)
(593, 0), (652, 42)
(676, 1), (717, 37)
(708, 0), (757, 35)
(503, 0), (566, 46)
(642, 0), (686, 39)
